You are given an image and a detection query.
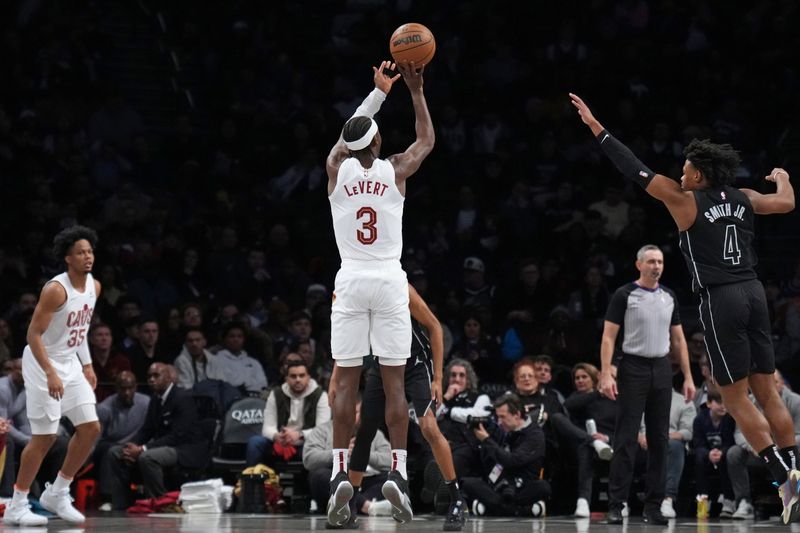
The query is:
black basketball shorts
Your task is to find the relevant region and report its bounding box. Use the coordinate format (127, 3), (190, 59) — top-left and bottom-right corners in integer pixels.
(698, 279), (774, 386)
(363, 358), (435, 422)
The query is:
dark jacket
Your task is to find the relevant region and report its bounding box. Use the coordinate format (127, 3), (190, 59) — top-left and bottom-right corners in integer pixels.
(135, 385), (208, 469)
(692, 409), (736, 458)
(564, 390), (617, 437)
(478, 418), (546, 485)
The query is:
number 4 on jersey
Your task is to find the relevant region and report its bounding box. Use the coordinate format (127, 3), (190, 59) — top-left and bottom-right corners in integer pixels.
(723, 224), (741, 265)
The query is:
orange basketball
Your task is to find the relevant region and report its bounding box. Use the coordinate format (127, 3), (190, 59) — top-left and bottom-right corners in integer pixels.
(389, 23), (435, 66)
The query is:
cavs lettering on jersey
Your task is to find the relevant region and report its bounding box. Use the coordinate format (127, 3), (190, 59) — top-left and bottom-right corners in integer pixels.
(329, 157), (404, 263)
(679, 186), (757, 292)
(42, 272), (97, 359)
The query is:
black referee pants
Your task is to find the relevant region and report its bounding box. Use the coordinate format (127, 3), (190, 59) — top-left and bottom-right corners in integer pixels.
(608, 354), (672, 510)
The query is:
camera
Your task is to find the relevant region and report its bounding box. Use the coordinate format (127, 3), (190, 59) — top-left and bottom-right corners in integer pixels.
(467, 415), (492, 429)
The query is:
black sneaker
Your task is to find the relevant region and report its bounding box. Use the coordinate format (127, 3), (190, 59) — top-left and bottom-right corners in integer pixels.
(607, 505), (624, 525)
(421, 460), (443, 504)
(443, 498), (467, 531)
(434, 482), (451, 515)
(381, 470), (413, 524)
(642, 506), (669, 525)
(327, 471), (354, 527)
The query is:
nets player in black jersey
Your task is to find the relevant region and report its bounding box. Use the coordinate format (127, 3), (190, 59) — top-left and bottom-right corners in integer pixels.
(570, 93), (798, 523)
(329, 284), (467, 530)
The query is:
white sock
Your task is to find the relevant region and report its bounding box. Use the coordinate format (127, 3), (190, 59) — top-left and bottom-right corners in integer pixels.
(52, 471), (73, 492)
(392, 449), (408, 479)
(12, 485), (29, 505)
(331, 448), (349, 481)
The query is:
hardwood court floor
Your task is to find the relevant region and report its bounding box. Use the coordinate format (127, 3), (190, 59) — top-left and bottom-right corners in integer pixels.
(14, 513), (794, 532)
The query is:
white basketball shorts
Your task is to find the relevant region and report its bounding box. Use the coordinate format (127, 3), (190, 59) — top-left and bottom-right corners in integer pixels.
(331, 262), (411, 365)
(23, 346), (97, 434)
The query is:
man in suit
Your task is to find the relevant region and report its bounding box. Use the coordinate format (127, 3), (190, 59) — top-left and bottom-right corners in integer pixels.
(107, 362), (207, 509)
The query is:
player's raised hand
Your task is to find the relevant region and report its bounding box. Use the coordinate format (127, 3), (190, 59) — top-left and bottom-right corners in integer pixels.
(373, 60), (401, 94)
(767, 168), (790, 182)
(398, 61), (424, 91)
(569, 93), (603, 134)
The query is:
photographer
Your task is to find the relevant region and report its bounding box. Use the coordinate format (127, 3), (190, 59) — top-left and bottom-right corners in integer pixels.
(437, 359), (492, 478)
(462, 394), (550, 517)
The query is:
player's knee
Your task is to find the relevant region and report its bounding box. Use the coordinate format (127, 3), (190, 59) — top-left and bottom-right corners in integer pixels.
(31, 433), (58, 448)
(77, 420), (101, 439)
(419, 416), (440, 441)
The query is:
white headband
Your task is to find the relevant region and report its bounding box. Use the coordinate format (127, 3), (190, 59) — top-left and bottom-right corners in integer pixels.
(344, 119), (378, 151)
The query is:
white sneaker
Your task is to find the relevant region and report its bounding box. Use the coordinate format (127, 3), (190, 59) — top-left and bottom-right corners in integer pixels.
(660, 497), (676, 518)
(39, 482), (85, 523)
(368, 498), (394, 516)
(593, 440), (613, 461)
(720, 498), (736, 517)
(731, 500), (754, 520)
(98, 502), (113, 512)
(471, 499), (485, 516)
(621, 502), (629, 518)
(2, 501), (48, 526)
(574, 497), (590, 518)
(531, 500), (546, 517)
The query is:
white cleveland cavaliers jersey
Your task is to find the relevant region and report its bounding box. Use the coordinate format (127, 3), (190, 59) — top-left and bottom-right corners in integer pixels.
(40, 272), (96, 359)
(329, 157), (405, 263)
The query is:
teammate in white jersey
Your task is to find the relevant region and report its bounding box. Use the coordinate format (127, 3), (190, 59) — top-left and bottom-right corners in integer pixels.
(4, 226), (102, 527)
(325, 60), (434, 527)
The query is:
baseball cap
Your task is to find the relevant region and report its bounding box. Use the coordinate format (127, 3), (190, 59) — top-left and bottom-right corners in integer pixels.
(463, 257), (485, 272)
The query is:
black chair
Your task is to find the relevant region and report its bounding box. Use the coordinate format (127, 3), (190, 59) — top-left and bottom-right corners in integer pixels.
(192, 393), (222, 420)
(210, 397), (267, 478)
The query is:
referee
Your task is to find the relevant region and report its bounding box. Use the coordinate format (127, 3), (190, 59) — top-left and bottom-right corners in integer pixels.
(599, 245), (695, 525)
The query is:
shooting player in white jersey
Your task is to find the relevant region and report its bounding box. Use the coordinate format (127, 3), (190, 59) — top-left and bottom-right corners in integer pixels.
(4, 226), (102, 526)
(325, 60), (434, 527)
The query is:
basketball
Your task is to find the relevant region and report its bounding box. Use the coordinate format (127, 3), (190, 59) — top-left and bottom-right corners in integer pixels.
(389, 23), (435, 66)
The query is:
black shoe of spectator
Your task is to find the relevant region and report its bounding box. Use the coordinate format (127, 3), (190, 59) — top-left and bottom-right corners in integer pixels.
(382, 470), (413, 523)
(327, 471), (353, 527)
(607, 505), (624, 525)
(642, 506), (669, 525)
(443, 498), (468, 531)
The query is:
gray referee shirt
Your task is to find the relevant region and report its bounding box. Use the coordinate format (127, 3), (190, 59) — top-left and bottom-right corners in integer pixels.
(605, 282), (681, 358)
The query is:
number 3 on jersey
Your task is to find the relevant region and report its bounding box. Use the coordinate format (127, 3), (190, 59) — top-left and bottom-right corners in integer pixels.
(723, 224), (741, 265)
(356, 207), (377, 245)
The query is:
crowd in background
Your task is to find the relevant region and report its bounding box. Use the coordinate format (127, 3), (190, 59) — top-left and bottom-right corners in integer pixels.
(1, 0), (800, 517)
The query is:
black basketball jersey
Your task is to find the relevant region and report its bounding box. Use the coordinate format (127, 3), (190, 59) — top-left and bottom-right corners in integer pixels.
(678, 185), (757, 292)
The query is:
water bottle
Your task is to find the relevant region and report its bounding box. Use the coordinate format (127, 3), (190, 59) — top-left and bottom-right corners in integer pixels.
(585, 418), (597, 435)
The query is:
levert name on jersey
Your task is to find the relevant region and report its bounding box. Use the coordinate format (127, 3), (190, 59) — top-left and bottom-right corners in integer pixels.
(343, 179), (389, 198)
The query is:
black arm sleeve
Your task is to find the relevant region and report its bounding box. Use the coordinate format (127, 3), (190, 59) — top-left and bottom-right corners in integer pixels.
(597, 129), (655, 189)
